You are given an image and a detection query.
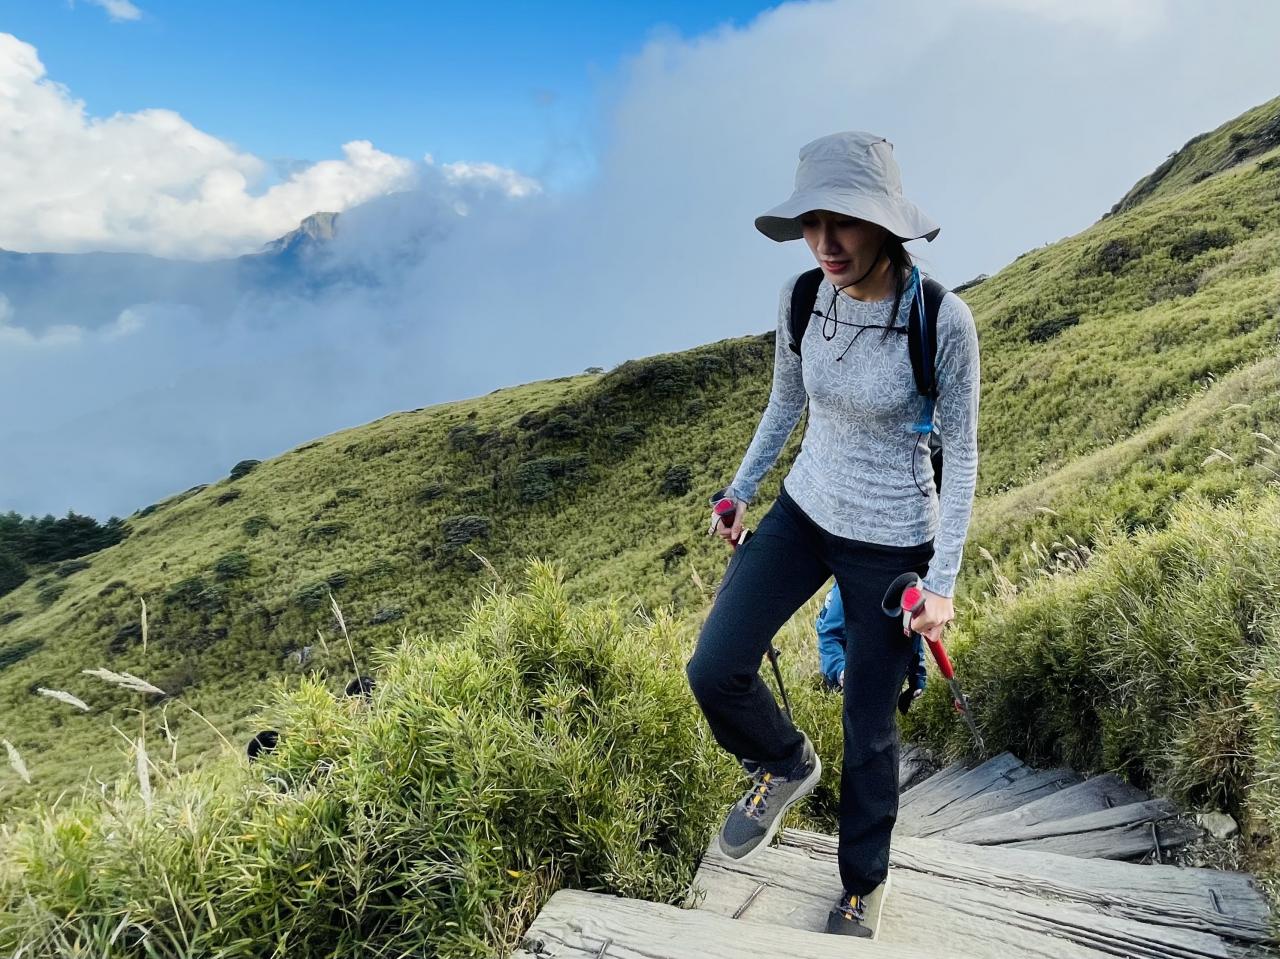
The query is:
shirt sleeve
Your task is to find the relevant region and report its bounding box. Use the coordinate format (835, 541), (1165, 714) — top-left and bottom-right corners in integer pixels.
(920, 292), (981, 598)
(727, 273), (808, 504)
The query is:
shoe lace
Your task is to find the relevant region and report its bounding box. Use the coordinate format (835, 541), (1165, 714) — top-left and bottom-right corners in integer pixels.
(744, 772), (776, 820)
(835, 893), (866, 922)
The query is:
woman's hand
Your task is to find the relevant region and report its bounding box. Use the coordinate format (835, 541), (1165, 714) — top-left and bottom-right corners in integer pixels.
(709, 497), (748, 546)
(909, 588), (954, 643)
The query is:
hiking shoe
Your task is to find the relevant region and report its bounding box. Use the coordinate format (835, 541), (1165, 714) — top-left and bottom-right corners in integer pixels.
(716, 733), (821, 863)
(825, 890), (873, 937)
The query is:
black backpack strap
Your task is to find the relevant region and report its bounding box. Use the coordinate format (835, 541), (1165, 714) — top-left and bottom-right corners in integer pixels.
(906, 275), (948, 399)
(907, 274), (948, 495)
(787, 268), (824, 357)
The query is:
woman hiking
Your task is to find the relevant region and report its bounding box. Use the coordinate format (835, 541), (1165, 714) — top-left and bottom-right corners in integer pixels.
(685, 131), (980, 938)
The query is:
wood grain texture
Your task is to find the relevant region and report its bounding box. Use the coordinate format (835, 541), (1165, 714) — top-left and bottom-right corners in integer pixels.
(515, 887), (938, 959)
(690, 834), (1270, 958)
(780, 829), (1274, 946)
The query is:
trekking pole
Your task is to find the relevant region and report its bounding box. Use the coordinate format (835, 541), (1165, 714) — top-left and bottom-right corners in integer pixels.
(709, 493), (793, 718)
(882, 572), (986, 755)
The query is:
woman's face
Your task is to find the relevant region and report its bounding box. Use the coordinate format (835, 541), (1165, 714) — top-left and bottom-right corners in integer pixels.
(799, 210), (888, 287)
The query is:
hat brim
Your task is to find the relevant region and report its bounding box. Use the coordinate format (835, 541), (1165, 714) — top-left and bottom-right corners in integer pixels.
(755, 190), (940, 243)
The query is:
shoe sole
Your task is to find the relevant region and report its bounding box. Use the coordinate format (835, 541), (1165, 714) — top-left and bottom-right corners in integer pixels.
(716, 751), (823, 864)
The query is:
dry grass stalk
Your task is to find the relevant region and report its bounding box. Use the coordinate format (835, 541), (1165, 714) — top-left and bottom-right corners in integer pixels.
(329, 591), (361, 678)
(468, 548), (502, 584)
(36, 688), (91, 712)
(82, 668), (166, 696)
(136, 737), (152, 810)
(3, 739), (31, 784)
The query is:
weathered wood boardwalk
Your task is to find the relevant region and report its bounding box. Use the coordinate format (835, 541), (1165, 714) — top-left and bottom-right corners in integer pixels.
(515, 749), (1277, 958)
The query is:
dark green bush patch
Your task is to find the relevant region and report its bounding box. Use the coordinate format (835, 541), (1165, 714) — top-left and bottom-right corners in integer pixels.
(212, 551), (251, 582)
(242, 515), (273, 538)
(441, 515), (491, 549)
(293, 582), (330, 612)
(304, 522), (348, 542)
(1169, 227), (1234, 262)
(36, 583), (67, 608)
(0, 610), (23, 626)
(660, 542), (688, 570)
(1026, 313), (1081, 343)
(215, 489), (242, 506)
(362, 558), (396, 580)
(1094, 238), (1139, 274)
(660, 465), (693, 498)
(416, 482), (447, 504)
(369, 605), (405, 625)
(54, 559), (91, 579)
(229, 459), (261, 481)
(108, 623), (142, 655)
(0, 637), (42, 670)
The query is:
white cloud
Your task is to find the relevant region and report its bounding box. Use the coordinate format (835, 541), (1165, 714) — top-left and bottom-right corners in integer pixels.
(436, 159), (542, 198)
(971, 0), (1169, 34)
(102, 308), (145, 340)
(0, 33), (419, 258)
(85, 0), (144, 22)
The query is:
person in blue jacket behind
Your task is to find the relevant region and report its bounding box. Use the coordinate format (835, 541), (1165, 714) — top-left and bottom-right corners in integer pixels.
(817, 583), (927, 713)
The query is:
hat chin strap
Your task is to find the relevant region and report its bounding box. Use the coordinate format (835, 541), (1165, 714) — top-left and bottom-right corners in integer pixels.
(835, 240), (887, 293)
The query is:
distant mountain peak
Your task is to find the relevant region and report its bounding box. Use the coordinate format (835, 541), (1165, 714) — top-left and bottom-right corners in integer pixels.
(259, 211), (339, 256)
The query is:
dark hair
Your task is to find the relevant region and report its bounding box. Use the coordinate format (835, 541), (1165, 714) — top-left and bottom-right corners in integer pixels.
(879, 232), (916, 343)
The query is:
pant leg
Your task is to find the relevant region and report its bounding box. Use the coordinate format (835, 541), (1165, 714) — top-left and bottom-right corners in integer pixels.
(685, 487), (831, 776)
(828, 539), (934, 895)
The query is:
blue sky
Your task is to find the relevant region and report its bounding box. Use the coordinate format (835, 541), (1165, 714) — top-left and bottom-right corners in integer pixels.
(7, 1), (776, 189)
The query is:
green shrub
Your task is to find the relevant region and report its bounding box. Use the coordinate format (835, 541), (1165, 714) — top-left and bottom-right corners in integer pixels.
(215, 489), (242, 506)
(0, 610), (23, 627)
(212, 551), (251, 582)
(54, 559), (91, 578)
(416, 482), (447, 504)
(36, 583), (67, 608)
(0, 637), (42, 670)
(369, 605), (405, 625)
(242, 514), (273, 538)
(293, 582), (330, 612)
(1169, 227), (1233, 262)
(229, 459), (261, 481)
(0, 562), (730, 958)
(441, 515), (491, 549)
(0, 554), (27, 598)
(447, 423), (479, 451)
(905, 492), (1280, 835)
(305, 522), (348, 542)
(660, 465), (693, 498)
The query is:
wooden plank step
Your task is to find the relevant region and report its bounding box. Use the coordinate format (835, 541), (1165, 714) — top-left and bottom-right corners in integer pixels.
(929, 796), (1193, 858)
(897, 758), (972, 807)
(897, 752), (1033, 824)
(902, 767), (1083, 838)
(780, 829), (1275, 948)
(515, 887), (936, 958)
(1002, 812), (1203, 861)
(691, 833), (1263, 958)
(935, 773), (1151, 844)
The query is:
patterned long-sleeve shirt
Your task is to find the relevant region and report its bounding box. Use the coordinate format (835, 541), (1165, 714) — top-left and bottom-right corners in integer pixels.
(728, 271), (980, 597)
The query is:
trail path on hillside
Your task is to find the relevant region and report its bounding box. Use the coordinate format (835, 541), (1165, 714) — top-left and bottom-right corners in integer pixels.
(516, 749), (1277, 958)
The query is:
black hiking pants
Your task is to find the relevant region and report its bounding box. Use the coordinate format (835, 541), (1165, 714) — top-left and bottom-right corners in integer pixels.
(685, 482), (934, 896)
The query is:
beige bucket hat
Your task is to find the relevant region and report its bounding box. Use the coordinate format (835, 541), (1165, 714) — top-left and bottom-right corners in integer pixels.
(755, 131), (940, 243)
